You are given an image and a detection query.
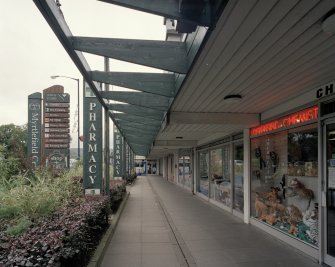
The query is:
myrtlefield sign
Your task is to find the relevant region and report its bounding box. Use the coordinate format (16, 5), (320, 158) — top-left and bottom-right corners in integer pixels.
(27, 92), (42, 168)
(83, 82), (102, 195)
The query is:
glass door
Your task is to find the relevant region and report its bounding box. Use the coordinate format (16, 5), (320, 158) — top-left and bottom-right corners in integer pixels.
(324, 122), (335, 266)
(233, 142), (244, 213)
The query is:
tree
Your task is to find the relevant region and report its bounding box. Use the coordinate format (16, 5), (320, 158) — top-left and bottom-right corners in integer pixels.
(0, 124), (28, 177)
(0, 124), (27, 159)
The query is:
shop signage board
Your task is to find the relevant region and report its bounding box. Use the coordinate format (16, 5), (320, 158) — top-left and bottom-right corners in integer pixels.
(250, 105), (319, 137)
(27, 92), (42, 168)
(83, 82), (103, 195)
(113, 125), (124, 178)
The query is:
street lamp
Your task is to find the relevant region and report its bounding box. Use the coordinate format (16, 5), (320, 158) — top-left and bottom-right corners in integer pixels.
(51, 75), (80, 160)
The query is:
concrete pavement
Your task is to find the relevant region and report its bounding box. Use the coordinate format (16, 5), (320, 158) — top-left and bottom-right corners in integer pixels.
(101, 175), (320, 267)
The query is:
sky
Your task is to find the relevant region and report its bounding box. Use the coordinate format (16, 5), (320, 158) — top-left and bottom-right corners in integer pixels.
(0, 0), (166, 147)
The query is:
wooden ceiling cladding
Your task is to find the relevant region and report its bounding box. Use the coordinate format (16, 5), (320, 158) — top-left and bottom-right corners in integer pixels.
(172, 0), (335, 116)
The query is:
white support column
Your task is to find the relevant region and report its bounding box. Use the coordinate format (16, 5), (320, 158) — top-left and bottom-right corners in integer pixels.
(243, 128), (250, 224)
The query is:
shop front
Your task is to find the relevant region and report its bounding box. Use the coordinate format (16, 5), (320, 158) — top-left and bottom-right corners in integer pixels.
(196, 134), (244, 216)
(249, 105), (319, 258)
(320, 97), (335, 266)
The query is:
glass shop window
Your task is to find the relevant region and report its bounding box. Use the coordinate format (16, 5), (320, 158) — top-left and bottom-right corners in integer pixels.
(209, 146), (231, 206)
(250, 124), (318, 247)
(198, 151), (209, 196)
(210, 148), (223, 200)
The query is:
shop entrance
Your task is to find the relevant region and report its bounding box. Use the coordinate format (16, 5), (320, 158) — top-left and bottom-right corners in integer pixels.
(323, 121), (335, 266)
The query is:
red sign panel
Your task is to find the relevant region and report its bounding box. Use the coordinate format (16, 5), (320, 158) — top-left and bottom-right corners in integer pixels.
(45, 113), (70, 118)
(45, 108), (69, 113)
(250, 106), (318, 137)
(45, 138), (69, 144)
(45, 118), (69, 123)
(45, 103), (70, 108)
(45, 123), (69, 128)
(45, 128), (69, 133)
(45, 133), (69, 139)
(45, 143), (69, 149)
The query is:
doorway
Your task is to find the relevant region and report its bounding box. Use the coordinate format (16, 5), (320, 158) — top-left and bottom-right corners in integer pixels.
(323, 121), (335, 266)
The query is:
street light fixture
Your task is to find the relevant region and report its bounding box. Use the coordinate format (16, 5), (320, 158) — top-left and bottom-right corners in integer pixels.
(51, 75), (80, 160)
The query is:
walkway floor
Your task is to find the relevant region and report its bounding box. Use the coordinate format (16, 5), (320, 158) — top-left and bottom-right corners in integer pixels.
(101, 176), (321, 267)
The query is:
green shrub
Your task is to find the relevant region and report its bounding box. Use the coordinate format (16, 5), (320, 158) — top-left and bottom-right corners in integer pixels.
(5, 217), (32, 236)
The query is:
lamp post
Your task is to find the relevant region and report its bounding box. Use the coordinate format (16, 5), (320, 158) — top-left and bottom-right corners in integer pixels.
(51, 75), (80, 160)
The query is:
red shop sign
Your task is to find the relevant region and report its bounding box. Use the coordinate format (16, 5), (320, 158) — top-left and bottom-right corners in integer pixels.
(250, 105), (318, 137)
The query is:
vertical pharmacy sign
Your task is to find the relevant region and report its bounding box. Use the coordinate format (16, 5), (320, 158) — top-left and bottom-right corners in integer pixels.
(27, 92), (42, 168)
(113, 125), (123, 178)
(83, 82), (102, 195)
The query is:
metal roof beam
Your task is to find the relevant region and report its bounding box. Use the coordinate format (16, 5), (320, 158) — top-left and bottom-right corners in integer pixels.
(97, 0), (212, 27)
(32, 0), (108, 111)
(71, 37), (189, 74)
(101, 91), (171, 111)
(90, 71), (176, 97)
(109, 104), (165, 120)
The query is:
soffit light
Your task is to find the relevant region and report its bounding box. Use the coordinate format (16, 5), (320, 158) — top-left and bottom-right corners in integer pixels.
(223, 94), (242, 103)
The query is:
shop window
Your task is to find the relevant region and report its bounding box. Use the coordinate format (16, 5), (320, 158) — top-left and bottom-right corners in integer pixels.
(209, 146), (231, 206)
(184, 156), (191, 188)
(250, 124), (318, 247)
(210, 148), (223, 200)
(198, 151), (209, 196)
(178, 156), (184, 185)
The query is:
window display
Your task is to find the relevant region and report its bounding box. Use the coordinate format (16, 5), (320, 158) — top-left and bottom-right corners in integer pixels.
(250, 124), (318, 246)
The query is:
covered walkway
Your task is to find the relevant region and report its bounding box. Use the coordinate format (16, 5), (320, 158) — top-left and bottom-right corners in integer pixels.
(101, 176), (320, 267)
